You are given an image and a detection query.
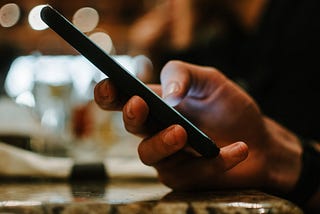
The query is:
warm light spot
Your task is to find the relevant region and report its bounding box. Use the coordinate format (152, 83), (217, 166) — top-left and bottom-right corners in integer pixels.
(0, 3), (20, 27)
(72, 7), (99, 33)
(28, 5), (48, 30)
(89, 32), (113, 53)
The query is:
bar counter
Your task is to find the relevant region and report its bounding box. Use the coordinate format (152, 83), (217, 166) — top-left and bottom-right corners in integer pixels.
(0, 179), (303, 214)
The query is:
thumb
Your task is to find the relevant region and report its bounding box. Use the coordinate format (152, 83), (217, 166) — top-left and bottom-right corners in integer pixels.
(218, 141), (249, 170)
(161, 61), (191, 106)
(162, 81), (183, 106)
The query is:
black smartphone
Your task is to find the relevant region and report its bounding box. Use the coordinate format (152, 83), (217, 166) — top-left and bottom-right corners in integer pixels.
(40, 5), (220, 157)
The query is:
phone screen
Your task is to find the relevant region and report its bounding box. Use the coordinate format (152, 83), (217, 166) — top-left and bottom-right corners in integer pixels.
(40, 5), (220, 157)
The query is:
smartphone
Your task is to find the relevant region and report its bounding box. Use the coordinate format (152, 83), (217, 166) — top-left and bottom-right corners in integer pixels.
(40, 5), (220, 157)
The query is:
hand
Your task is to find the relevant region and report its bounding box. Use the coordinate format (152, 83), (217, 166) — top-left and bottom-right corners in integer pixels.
(94, 60), (302, 193)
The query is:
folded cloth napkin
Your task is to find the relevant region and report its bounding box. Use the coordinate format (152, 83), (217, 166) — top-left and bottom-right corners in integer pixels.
(0, 142), (157, 180)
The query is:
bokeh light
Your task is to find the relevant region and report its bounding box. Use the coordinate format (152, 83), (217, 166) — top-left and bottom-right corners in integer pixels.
(72, 7), (99, 33)
(28, 5), (48, 30)
(89, 32), (114, 54)
(0, 3), (20, 27)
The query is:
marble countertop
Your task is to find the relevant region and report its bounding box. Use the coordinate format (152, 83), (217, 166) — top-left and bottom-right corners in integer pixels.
(0, 179), (303, 214)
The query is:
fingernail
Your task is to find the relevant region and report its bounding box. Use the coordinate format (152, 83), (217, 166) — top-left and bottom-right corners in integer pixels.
(126, 99), (135, 120)
(163, 82), (180, 98)
(98, 79), (107, 88)
(97, 79), (110, 98)
(163, 126), (178, 146)
(231, 142), (248, 159)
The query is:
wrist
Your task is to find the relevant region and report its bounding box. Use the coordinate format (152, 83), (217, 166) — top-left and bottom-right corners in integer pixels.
(263, 117), (320, 208)
(285, 140), (320, 207)
(263, 117), (302, 193)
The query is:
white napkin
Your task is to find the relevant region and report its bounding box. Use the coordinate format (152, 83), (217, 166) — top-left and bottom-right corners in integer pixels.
(0, 97), (43, 137)
(0, 142), (157, 179)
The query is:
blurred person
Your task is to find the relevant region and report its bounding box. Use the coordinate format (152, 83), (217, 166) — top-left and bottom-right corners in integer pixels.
(95, 0), (320, 212)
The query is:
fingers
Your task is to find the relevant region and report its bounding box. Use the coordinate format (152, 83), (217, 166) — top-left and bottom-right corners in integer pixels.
(122, 95), (150, 136)
(94, 79), (163, 109)
(138, 125), (187, 166)
(94, 79), (163, 137)
(94, 79), (124, 110)
(217, 141), (249, 170)
(136, 127), (248, 187)
(152, 141), (249, 190)
(137, 118), (248, 172)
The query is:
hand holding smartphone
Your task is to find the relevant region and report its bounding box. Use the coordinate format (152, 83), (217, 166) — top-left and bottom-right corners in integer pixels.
(40, 5), (220, 157)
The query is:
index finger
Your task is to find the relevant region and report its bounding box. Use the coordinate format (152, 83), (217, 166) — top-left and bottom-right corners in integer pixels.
(94, 78), (126, 111)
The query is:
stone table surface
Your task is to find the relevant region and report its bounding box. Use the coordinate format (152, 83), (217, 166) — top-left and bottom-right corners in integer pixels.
(0, 179), (303, 214)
